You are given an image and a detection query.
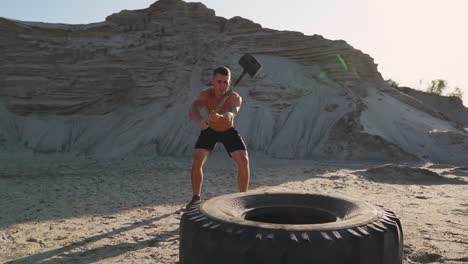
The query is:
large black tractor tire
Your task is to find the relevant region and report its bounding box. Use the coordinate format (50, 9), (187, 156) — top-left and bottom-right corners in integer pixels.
(179, 192), (403, 264)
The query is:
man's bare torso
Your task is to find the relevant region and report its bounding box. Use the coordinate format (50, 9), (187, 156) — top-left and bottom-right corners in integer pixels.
(201, 88), (241, 132)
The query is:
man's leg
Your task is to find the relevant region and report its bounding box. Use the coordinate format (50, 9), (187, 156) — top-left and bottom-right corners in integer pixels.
(230, 150), (250, 192)
(191, 149), (211, 196)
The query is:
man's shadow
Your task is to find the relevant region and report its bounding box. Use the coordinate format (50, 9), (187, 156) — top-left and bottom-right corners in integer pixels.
(6, 211), (180, 264)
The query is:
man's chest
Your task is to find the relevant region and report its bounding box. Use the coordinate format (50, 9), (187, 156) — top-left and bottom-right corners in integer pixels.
(205, 95), (231, 113)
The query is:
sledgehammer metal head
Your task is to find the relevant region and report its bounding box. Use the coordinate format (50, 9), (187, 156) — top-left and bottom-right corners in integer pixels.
(230, 53), (262, 88)
(239, 53), (263, 77)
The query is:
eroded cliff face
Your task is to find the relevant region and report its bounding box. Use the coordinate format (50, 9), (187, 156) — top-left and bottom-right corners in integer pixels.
(396, 86), (468, 127)
(1, 0), (467, 164)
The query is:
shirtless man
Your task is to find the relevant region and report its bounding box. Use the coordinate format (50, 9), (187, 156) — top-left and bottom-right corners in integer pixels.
(186, 66), (249, 208)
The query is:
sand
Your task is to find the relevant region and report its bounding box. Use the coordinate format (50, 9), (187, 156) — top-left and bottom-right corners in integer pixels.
(0, 153), (466, 264)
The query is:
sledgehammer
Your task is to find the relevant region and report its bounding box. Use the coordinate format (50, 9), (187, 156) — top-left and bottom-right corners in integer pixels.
(213, 53), (263, 113)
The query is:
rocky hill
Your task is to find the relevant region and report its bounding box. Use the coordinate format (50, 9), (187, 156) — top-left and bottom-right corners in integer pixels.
(1, 0), (467, 165)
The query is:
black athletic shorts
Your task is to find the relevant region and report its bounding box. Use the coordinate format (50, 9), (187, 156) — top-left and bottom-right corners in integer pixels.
(194, 127), (247, 156)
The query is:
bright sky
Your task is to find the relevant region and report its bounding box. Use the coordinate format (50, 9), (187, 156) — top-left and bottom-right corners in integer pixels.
(2, 0), (467, 106)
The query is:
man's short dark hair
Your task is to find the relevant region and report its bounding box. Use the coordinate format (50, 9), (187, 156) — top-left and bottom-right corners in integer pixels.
(213, 66), (231, 77)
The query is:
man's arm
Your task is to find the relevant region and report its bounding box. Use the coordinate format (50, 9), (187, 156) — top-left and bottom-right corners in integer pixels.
(221, 94), (242, 123)
(189, 92), (209, 129)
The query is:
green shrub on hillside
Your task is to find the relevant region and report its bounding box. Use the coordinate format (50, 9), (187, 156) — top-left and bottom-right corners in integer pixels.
(426, 79), (463, 100)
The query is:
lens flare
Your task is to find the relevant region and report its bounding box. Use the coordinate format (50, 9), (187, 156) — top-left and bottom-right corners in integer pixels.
(317, 71), (328, 80)
(336, 55), (348, 71)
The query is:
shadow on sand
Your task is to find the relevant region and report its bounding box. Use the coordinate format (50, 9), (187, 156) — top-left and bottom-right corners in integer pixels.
(6, 211), (180, 264)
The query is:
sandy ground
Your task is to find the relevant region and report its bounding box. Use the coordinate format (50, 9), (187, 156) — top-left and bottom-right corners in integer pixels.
(0, 153), (467, 264)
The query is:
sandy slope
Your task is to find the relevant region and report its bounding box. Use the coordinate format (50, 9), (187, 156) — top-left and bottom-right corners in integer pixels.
(0, 153), (466, 264)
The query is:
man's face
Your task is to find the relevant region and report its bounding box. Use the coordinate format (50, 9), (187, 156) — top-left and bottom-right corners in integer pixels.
(211, 73), (231, 97)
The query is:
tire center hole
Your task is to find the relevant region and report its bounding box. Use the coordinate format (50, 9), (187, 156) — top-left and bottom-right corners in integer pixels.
(243, 206), (338, 225)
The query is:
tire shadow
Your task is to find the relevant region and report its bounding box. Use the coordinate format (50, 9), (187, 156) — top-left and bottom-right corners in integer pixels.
(6, 211), (180, 264)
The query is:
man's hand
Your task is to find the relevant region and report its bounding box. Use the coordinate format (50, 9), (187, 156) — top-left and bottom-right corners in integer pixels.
(208, 111), (235, 130)
(199, 120), (209, 130)
(208, 111), (223, 124)
(222, 112), (234, 123)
